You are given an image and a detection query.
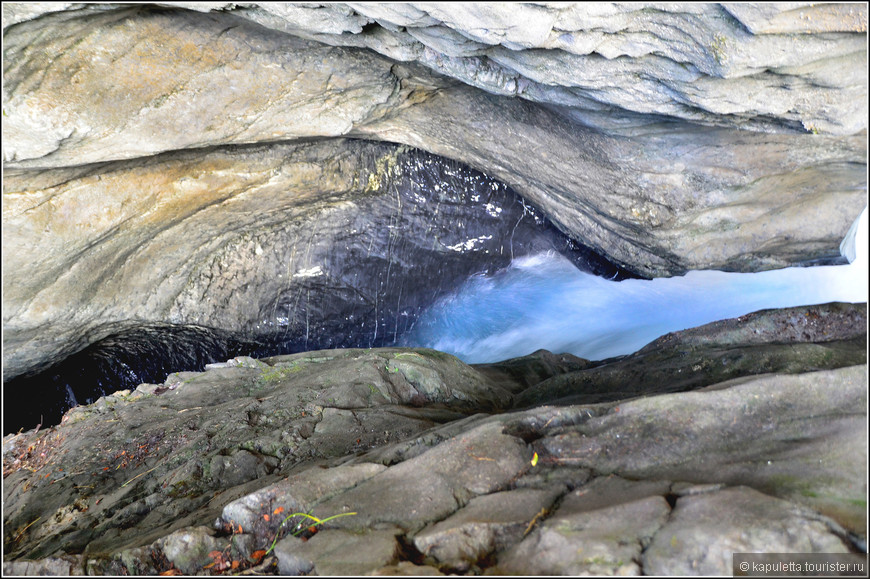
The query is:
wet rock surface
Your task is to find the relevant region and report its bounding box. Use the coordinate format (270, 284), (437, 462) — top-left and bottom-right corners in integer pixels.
(3, 3), (866, 390)
(2, 3), (867, 576)
(494, 492), (672, 575)
(3, 140), (625, 403)
(641, 486), (855, 576)
(3, 303), (866, 575)
(513, 301), (868, 407)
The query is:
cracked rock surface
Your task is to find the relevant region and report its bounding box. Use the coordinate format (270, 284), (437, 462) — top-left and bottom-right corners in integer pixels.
(3, 303), (865, 575)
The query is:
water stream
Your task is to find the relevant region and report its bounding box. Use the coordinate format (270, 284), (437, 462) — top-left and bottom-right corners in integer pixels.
(404, 208), (868, 363)
(5, 201), (866, 434)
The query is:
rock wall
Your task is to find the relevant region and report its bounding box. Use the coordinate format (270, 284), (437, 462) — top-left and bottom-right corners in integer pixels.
(2, 139), (627, 384)
(2, 4), (867, 572)
(2, 2), (867, 381)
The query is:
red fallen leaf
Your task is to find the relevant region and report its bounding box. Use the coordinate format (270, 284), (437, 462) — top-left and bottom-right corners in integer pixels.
(208, 550), (223, 559)
(263, 514), (270, 522)
(250, 550), (267, 564)
(231, 561), (240, 570)
(273, 506), (285, 515)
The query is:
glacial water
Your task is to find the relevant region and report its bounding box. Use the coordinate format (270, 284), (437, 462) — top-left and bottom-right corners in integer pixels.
(5, 204), (866, 435)
(404, 208), (869, 363)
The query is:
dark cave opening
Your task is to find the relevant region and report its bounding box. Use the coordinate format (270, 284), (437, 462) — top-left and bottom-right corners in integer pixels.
(2, 146), (632, 435)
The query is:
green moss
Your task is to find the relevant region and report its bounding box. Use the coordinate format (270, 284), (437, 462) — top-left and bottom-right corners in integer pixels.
(555, 521), (579, 536)
(240, 439), (284, 458)
(393, 348), (454, 364)
(798, 488), (867, 509)
(163, 484), (203, 501)
(583, 556), (625, 567)
(151, 93), (171, 109)
(710, 33), (728, 65)
(764, 474), (864, 510)
(414, 349), (455, 362)
(258, 364), (302, 384)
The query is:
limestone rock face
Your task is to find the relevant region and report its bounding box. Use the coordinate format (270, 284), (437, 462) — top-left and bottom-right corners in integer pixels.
(8, 3), (864, 135)
(2, 139), (621, 384)
(641, 486), (855, 575)
(513, 301), (868, 407)
(281, 2), (868, 135)
(3, 3), (867, 381)
(3, 3), (866, 272)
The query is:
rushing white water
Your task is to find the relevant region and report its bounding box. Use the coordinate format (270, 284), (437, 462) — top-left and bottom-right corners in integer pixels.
(406, 207), (868, 363)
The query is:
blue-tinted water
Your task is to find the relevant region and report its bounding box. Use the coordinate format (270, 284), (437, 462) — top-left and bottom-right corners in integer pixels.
(6, 203), (865, 435)
(405, 208), (868, 363)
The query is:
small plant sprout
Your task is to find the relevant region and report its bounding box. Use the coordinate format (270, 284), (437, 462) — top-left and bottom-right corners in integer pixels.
(262, 510), (358, 557)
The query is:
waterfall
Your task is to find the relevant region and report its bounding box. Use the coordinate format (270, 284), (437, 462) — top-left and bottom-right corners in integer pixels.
(405, 208), (868, 363)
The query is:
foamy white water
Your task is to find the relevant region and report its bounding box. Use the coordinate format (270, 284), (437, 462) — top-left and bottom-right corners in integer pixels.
(406, 208), (868, 363)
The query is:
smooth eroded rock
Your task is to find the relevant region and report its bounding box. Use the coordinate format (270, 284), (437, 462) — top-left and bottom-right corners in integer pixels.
(642, 486), (853, 575)
(2, 303), (865, 573)
(275, 527), (401, 576)
(493, 495), (672, 575)
(3, 140), (622, 394)
(413, 486), (564, 572)
(514, 302), (867, 407)
(309, 421), (532, 534)
(534, 364), (868, 534)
